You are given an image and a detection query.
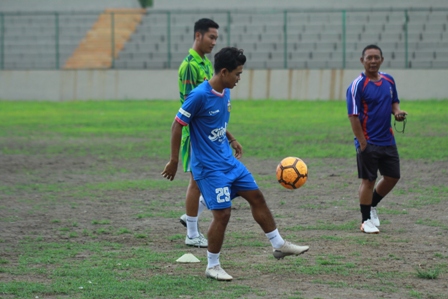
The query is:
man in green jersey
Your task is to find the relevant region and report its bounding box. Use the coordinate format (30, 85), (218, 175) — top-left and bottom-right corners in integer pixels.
(177, 18), (242, 247)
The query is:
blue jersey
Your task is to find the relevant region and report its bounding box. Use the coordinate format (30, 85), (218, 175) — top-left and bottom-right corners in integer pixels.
(175, 81), (237, 180)
(346, 72), (400, 148)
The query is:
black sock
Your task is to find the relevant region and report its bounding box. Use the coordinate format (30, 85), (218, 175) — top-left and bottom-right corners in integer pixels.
(371, 190), (384, 207)
(360, 204), (371, 223)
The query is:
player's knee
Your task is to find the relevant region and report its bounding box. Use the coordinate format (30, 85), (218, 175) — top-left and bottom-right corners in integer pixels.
(386, 176), (400, 184)
(256, 192), (266, 203)
(187, 179), (200, 192)
(362, 179), (376, 189)
(250, 192), (268, 207)
(213, 209), (231, 224)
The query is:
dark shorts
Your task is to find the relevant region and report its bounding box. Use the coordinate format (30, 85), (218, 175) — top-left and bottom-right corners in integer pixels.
(356, 144), (400, 181)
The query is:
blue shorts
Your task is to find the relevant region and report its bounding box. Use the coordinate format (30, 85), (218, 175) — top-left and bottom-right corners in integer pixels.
(195, 161), (258, 210)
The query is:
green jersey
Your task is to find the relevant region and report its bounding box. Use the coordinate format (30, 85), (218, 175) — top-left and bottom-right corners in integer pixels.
(178, 48), (213, 103)
(178, 48), (214, 172)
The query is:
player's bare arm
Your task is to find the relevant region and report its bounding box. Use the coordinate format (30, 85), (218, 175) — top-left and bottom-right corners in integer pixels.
(392, 103), (407, 121)
(161, 120), (183, 181)
(226, 131), (243, 159)
(230, 140), (243, 159)
(348, 115), (368, 151)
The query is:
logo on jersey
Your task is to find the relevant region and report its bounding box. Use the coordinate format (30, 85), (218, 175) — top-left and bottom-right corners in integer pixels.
(208, 122), (227, 142)
(209, 109), (220, 115)
(227, 100), (231, 112)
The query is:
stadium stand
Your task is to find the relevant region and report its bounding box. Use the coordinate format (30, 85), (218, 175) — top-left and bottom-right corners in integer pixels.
(2, 14), (99, 69)
(115, 7), (448, 70)
(152, 0), (448, 10)
(1, 0), (448, 69)
(0, 0), (141, 69)
(64, 8), (145, 69)
(0, 0), (139, 12)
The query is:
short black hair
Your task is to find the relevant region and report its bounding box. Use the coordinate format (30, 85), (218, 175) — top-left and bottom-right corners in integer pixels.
(362, 44), (383, 57)
(194, 18), (219, 37)
(214, 47), (246, 73)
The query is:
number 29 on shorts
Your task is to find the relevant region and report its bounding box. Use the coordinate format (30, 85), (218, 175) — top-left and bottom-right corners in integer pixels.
(216, 187), (230, 203)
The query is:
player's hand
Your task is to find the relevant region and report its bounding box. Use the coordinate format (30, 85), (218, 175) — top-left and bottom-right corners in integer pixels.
(161, 161), (178, 181)
(231, 140), (243, 159)
(360, 142), (368, 152)
(394, 111), (407, 122)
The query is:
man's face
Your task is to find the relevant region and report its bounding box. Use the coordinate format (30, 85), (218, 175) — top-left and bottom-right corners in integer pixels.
(198, 28), (218, 54)
(361, 48), (384, 73)
(223, 65), (243, 89)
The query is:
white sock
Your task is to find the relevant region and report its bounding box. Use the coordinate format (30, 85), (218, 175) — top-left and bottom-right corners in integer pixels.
(198, 195), (208, 216)
(186, 216), (199, 239)
(207, 251), (220, 268)
(265, 229), (285, 249)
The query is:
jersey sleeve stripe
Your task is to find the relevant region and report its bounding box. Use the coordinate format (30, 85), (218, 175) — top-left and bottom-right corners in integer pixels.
(175, 116), (188, 126)
(349, 75), (363, 115)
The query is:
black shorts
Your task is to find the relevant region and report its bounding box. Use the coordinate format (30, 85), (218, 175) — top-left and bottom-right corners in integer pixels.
(356, 144), (400, 181)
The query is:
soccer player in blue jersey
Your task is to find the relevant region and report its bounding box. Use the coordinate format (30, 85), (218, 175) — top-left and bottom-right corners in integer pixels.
(346, 44), (407, 234)
(162, 47), (309, 281)
(177, 18), (244, 249)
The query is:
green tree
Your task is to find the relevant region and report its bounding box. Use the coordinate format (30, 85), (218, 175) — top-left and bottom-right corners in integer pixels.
(138, 0), (153, 8)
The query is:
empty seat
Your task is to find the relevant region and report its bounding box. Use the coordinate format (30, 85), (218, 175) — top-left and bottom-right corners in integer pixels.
(265, 60), (285, 69)
(288, 51), (311, 61)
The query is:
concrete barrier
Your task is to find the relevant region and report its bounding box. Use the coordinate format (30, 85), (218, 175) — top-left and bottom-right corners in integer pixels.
(0, 69), (447, 101)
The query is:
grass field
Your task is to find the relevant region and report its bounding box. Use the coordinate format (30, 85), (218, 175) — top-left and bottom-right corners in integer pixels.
(1, 99), (447, 159)
(0, 99), (447, 299)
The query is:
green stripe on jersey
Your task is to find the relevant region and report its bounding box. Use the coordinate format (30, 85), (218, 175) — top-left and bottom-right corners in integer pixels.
(178, 48), (213, 104)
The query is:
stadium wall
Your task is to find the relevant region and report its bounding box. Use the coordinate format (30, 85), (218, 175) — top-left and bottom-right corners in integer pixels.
(0, 69), (446, 101)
